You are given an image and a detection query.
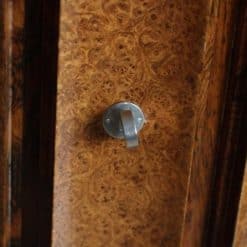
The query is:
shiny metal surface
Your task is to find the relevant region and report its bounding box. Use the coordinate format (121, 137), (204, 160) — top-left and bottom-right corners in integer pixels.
(102, 102), (145, 148)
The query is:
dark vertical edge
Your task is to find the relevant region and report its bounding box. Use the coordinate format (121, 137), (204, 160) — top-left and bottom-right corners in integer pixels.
(0, 1), (10, 246)
(22, 0), (59, 246)
(38, 0), (60, 246)
(205, 0), (247, 246)
(10, 0), (25, 245)
(22, 0), (43, 245)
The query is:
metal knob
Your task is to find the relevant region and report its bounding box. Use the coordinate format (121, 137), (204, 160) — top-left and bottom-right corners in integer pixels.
(102, 102), (145, 148)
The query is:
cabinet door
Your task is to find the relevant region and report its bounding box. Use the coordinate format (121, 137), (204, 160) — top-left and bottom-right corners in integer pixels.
(51, 1), (246, 247)
(0, 1), (246, 247)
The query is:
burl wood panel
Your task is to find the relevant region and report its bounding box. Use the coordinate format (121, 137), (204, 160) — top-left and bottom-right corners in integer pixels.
(53, 1), (209, 246)
(0, 0), (24, 246)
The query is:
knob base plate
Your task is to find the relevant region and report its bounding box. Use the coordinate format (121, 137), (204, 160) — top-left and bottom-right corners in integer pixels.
(102, 102), (145, 139)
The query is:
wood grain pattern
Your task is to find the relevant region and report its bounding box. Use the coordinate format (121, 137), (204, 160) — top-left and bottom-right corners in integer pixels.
(1, 1), (59, 246)
(0, 1), (244, 246)
(224, 2), (247, 246)
(203, 1), (247, 245)
(234, 162), (247, 247)
(0, 0), (24, 246)
(53, 1), (210, 246)
(181, 1), (244, 246)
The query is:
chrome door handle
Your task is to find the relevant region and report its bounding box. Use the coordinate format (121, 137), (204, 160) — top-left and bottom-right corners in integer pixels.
(103, 102), (145, 148)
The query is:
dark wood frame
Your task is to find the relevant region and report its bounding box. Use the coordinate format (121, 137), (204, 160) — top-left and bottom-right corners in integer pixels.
(21, 0), (60, 246)
(205, 0), (247, 245)
(0, 0), (59, 246)
(182, 0), (247, 246)
(0, 0), (246, 246)
(0, 1), (25, 246)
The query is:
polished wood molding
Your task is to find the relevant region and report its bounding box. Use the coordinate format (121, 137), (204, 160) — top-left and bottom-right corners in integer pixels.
(181, 0), (247, 246)
(0, 0), (25, 246)
(0, 0), (59, 246)
(205, 0), (247, 245)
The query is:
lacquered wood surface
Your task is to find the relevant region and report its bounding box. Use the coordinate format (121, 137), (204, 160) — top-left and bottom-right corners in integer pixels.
(0, 1), (59, 246)
(53, 1), (219, 246)
(229, 3), (247, 246)
(0, 1), (24, 246)
(181, 0), (247, 245)
(53, 0), (246, 246)
(0, 0), (245, 246)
